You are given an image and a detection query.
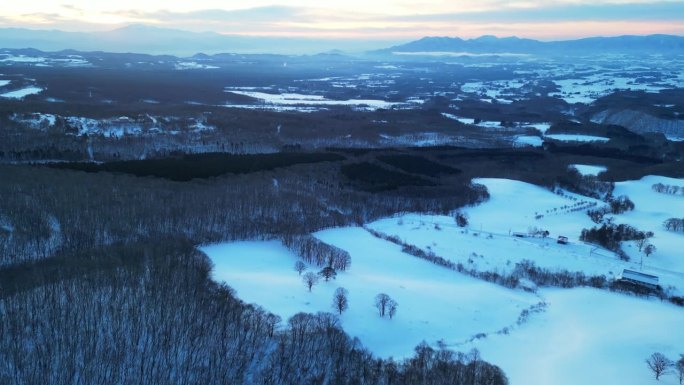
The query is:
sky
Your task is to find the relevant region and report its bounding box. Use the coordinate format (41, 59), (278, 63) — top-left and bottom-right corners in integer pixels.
(0, 0), (683, 40)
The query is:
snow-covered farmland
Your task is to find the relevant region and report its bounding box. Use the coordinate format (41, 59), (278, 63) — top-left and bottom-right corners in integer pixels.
(0, 86), (44, 99)
(513, 135), (543, 147)
(610, 176), (684, 275)
(202, 228), (538, 358)
(175, 61), (219, 70)
(468, 288), (684, 385)
(545, 134), (610, 143)
(550, 75), (665, 105)
(203, 175), (683, 385)
(367, 177), (684, 293)
(225, 89), (399, 111)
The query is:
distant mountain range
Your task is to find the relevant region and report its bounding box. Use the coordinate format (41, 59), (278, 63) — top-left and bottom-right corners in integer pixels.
(0, 25), (682, 57)
(0, 25), (397, 56)
(374, 34), (684, 56)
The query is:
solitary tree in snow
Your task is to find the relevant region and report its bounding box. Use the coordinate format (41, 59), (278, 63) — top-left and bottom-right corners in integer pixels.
(646, 352), (673, 380)
(388, 299), (398, 320)
(319, 266), (337, 281)
(332, 287), (348, 315)
(455, 211), (468, 227)
(303, 272), (319, 292)
(644, 244), (657, 258)
(375, 293), (392, 317)
(294, 261), (306, 276)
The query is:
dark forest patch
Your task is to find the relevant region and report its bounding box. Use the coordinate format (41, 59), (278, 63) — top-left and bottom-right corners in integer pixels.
(44, 152), (345, 181)
(341, 162), (434, 192)
(377, 154), (461, 177)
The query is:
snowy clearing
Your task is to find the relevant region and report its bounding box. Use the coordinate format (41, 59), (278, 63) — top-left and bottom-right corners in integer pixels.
(545, 134), (610, 142)
(610, 175), (684, 276)
(0, 86), (44, 99)
(571, 164), (607, 176)
(202, 228), (538, 359)
(468, 287), (684, 385)
(225, 90), (399, 111)
(513, 135), (543, 147)
(175, 61), (220, 70)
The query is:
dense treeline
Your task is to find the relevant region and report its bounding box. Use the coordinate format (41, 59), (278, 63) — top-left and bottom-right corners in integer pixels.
(341, 162), (435, 192)
(0, 241), (508, 385)
(282, 234), (352, 271)
(46, 152), (346, 181)
(377, 154), (461, 177)
(0, 161), (477, 267)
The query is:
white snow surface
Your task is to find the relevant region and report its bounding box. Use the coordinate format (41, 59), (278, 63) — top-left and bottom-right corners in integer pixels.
(202, 176), (684, 385)
(367, 177), (684, 294)
(545, 134), (610, 142)
(468, 287), (684, 385)
(0, 86), (44, 99)
(610, 175), (684, 277)
(175, 61), (219, 70)
(513, 135), (543, 147)
(571, 164), (607, 176)
(202, 229), (537, 359)
(0, 80), (10, 87)
(226, 90), (398, 110)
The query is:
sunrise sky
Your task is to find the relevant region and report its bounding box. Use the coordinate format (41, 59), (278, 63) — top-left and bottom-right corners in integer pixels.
(1, 1), (683, 40)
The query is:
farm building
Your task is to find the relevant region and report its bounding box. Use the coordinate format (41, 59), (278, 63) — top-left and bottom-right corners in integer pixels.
(619, 269), (659, 289)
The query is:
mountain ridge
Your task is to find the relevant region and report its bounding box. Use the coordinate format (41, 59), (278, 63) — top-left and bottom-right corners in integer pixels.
(374, 34), (684, 56)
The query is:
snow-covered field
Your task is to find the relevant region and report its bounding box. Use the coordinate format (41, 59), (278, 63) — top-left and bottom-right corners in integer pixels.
(368, 177), (684, 294)
(468, 288), (684, 385)
(545, 134), (610, 142)
(175, 61), (219, 70)
(612, 176), (684, 275)
(571, 164), (607, 176)
(202, 228), (538, 358)
(0, 86), (44, 99)
(203, 174), (684, 385)
(514, 135), (543, 147)
(226, 89), (399, 111)
(551, 75), (666, 105)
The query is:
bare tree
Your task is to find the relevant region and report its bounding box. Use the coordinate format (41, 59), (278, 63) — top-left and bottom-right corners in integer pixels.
(644, 244), (657, 258)
(646, 352), (673, 380)
(303, 272), (319, 292)
(332, 287), (348, 315)
(635, 238), (648, 252)
(375, 293), (391, 317)
(294, 261), (306, 276)
(677, 356), (684, 385)
(388, 299), (398, 320)
(318, 266), (337, 282)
